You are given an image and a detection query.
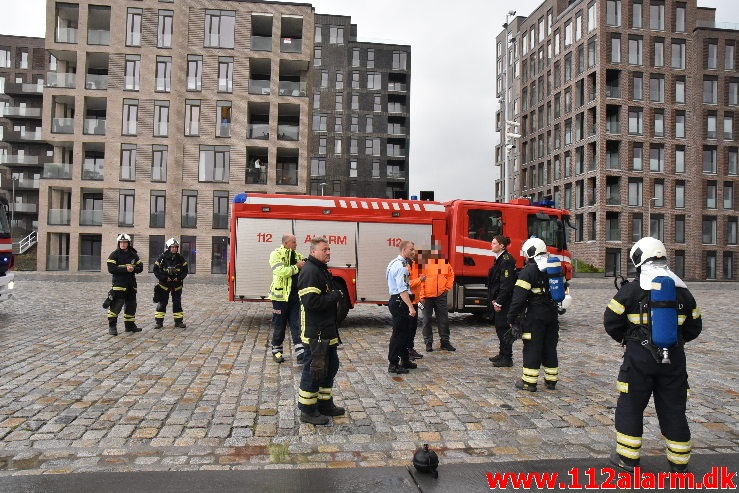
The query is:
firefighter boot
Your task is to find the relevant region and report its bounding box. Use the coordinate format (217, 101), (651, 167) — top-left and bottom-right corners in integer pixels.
(318, 398), (345, 417)
(300, 407), (330, 426)
(610, 452), (638, 473)
(493, 356), (514, 367)
(174, 320), (186, 328)
(108, 325), (118, 336)
(154, 319), (163, 329)
(515, 380), (537, 392)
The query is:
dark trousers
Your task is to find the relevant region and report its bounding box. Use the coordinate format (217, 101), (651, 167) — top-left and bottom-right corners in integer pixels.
(422, 292), (450, 343)
(388, 295), (411, 365)
(615, 342), (690, 466)
(107, 287), (137, 329)
(298, 343), (340, 413)
(271, 297), (302, 348)
(520, 307), (559, 384)
(406, 304), (419, 351)
(155, 284), (183, 322)
(494, 306), (513, 358)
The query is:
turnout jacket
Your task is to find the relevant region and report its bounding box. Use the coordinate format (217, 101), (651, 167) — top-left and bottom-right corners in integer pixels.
(298, 256), (341, 345)
(107, 246), (143, 290)
(604, 279), (702, 345)
(153, 250), (188, 286)
(507, 260), (557, 324)
(268, 245), (304, 301)
(487, 250), (517, 307)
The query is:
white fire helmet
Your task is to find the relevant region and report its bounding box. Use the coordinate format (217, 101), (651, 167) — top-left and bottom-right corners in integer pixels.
(116, 233), (132, 244)
(630, 237), (667, 269)
(521, 237), (547, 259)
(165, 237), (180, 249)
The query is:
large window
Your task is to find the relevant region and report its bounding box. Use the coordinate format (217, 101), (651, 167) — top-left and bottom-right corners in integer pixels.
(702, 217), (717, 244)
(218, 57), (233, 92)
(124, 55), (140, 90)
(632, 0), (642, 28)
(122, 99), (138, 136)
(216, 101), (231, 138)
(650, 2), (664, 30)
(606, 0), (621, 26)
(126, 8), (142, 46)
(212, 236), (228, 274)
(704, 78), (717, 104)
(703, 147), (717, 173)
(158, 10), (173, 48)
(628, 179), (642, 206)
(213, 191), (229, 229)
(185, 100), (200, 136)
(150, 190), (165, 228)
(650, 76), (664, 102)
(628, 37), (642, 65)
(675, 181), (685, 208)
(205, 10), (235, 48)
(707, 41), (718, 69)
(154, 101), (169, 137)
(155, 56), (171, 92)
(187, 55), (202, 91)
(675, 215), (685, 243)
(199, 146), (229, 182)
(120, 144), (136, 180)
(118, 190), (135, 226)
(649, 145), (664, 172)
(671, 41), (685, 69)
(152, 145), (167, 182)
(628, 108), (643, 134)
(724, 182), (734, 209)
(276, 161), (298, 185)
(181, 190), (197, 228)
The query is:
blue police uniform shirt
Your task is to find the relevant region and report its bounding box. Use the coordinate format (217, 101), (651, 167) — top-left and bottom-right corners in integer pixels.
(386, 255), (410, 295)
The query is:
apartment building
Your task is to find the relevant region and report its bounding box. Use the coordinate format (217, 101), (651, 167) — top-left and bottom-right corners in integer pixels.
(495, 0), (738, 280)
(0, 35), (52, 237)
(310, 14), (411, 199)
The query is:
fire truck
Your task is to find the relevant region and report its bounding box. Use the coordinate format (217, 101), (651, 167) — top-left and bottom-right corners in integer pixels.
(228, 193), (573, 323)
(0, 197), (15, 303)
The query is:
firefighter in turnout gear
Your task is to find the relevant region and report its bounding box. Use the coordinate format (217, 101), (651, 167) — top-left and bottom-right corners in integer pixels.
(106, 233), (144, 335)
(268, 234), (306, 364)
(487, 235), (517, 367)
(153, 238), (189, 328)
(604, 237), (702, 473)
(507, 237), (560, 392)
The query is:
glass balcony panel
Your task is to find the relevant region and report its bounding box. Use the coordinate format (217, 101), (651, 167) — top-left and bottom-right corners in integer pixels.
(83, 119), (106, 135)
(48, 209), (72, 225)
(85, 74), (108, 90)
(10, 203), (38, 213)
(248, 79), (271, 95)
(43, 162), (72, 179)
(280, 37), (302, 53)
(251, 35), (272, 51)
(87, 29), (110, 45)
(248, 123), (269, 139)
(246, 166), (267, 184)
(277, 125), (298, 141)
(80, 209), (102, 226)
(46, 255), (70, 271)
(52, 118), (75, 134)
(16, 177), (40, 189)
(278, 81), (306, 96)
(2, 106), (42, 117)
(82, 162), (104, 180)
(78, 255), (101, 271)
(217, 123), (231, 138)
(55, 28), (78, 43)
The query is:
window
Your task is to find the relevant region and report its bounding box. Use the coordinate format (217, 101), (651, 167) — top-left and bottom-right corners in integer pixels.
(335, 93), (343, 112)
(675, 112), (685, 138)
(649, 145), (664, 172)
(632, 215), (644, 242)
(310, 158), (325, 177)
(707, 113), (717, 139)
(728, 217), (738, 244)
(392, 51), (407, 70)
(723, 252), (734, 280)
(654, 39), (664, 67)
(671, 41), (685, 69)
(124, 54), (140, 90)
(726, 43), (736, 70)
(588, 2), (596, 31)
(707, 41), (718, 70)
(349, 160), (357, 178)
(725, 114), (734, 140)
(628, 37), (643, 65)
(675, 215), (685, 243)
(120, 144), (136, 181)
(675, 3), (685, 32)
(367, 49), (374, 68)
(0, 48), (10, 68)
(150, 191), (165, 228)
(122, 99), (138, 136)
(314, 47), (321, 67)
(633, 73), (643, 100)
(314, 25), (322, 43)
(706, 181), (717, 208)
(312, 114), (327, 131)
(154, 56), (171, 92)
(633, 143), (643, 170)
(154, 101), (169, 137)
(329, 26), (344, 44)
(564, 21), (572, 47)
(319, 137), (326, 154)
(374, 95), (381, 112)
(352, 48), (360, 67)
(158, 10), (173, 48)
(632, 0), (642, 28)
(187, 55), (202, 91)
(276, 161), (298, 185)
(334, 137), (342, 155)
(218, 57), (233, 92)
(182, 190), (197, 228)
(703, 147), (717, 173)
(650, 216), (664, 241)
(729, 148), (738, 175)
(628, 108), (643, 134)
(702, 217), (716, 244)
(703, 78), (717, 104)
(365, 115), (373, 132)
(575, 15), (582, 42)
(610, 36), (621, 63)
(730, 82), (739, 106)
(650, 76), (664, 102)
(216, 101), (231, 138)
(724, 182), (734, 209)
(152, 145), (167, 182)
(320, 70), (328, 88)
(119, 190), (135, 227)
(653, 110), (664, 137)
(199, 146), (229, 182)
(335, 116), (343, 133)
(675, 78), (685, 103)
(650, 2), (664, 30)
(606, 0), (621, 26)
(126, 8), (142, 46)
(675, 146), (685, 173)
(606, 212), (620, 241)
(675, 181), (685, 208)
(372, 160), (380, 178)
(185, 100), (200, 136)
(313, 92), (320, 109)
(205, 10), (235, 48)
(213, 191), (229, 229)
(653, 180), (664, 207)
(367, 72), (381, 90)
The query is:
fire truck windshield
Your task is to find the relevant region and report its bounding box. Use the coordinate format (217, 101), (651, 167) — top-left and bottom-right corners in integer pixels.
(527, 213), (567, 251)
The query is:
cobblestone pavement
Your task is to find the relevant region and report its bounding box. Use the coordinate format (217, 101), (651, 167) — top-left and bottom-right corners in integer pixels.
(0, 273), (736, 475)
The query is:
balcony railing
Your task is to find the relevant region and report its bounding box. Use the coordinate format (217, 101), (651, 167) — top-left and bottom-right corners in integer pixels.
(46, 255), (70, 271)
(85, 74), (108, 90)
(1, 154), (39, 165)
(4, 129), (43, 141)
(605, 86), (620, 98)
(251, 35), (272, 51)
(47, 72), (76, 89)
(248, 79), (271, 95)
(280, 37), (302, 53)
(277, 125), (298, 141)
(83, 119), (106, 135)
(10, 203), (37, 213)
(78, 254), (101, 271)
(82, 166), (104, 180)
(43, 162), (72, 179)
(248, 123), (269, 139)
(55, 28), (78, 43)
(387, 82), (407, 92)
(48, 209), (72, 225)
(2, 106), (42, 118)
(246, 167), (267, 184)
(3, 82), (44, 95)
(16, 178), (40, 189)
(80, 209), (102, 226)
(606, 122), (620, 134)
(606, 193), (621, 205)
(278, 81), (306, 96)
(387, 171), (406, 179)
(52, 118), (75, 134)
(87, 29), (110, 45)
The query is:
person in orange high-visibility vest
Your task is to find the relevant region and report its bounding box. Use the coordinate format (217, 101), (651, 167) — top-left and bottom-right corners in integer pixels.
(420, 248), (456, 352)
(406, 250), (427, 360)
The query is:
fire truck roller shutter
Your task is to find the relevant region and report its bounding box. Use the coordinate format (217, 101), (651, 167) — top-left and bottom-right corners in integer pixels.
(293, 220), (358, 268)
(356, 222), (433, 303)
(234, 218), (293, 299)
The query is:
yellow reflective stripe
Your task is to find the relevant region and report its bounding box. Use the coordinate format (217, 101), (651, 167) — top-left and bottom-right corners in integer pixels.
(173, 286), (183, 292)
(616, 380), (629, 393)
(616, 444), (641, 460)
(112, 286), (126, 291)
(522, 367), (539, 377)
(515, 279), (532, 290)
(135, 260), (143, 265)
(692, 307), (701, 319)
(522, 332), (532, 340)
(271, 262), (286, 271)
(298, 389), (318, 406)
(607, 298), (626, 315)
(665, 439), (691, 452)
(173, 312), (183, 318)
(531, 288), (544, 294)
(107, 259), (117, 264)
(543, 367), (558, 376)
(155, 312), (165, 318)
(299, 287), (322, 297)
(617, 432), (642, 448)
(627, 313), (648, 324)
(666, 449), (690, 464)
(687, 388), (691, 400)
(318, 387), (332, 400)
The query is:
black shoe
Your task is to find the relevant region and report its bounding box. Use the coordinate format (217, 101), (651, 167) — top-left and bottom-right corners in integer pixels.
(273, 352), (285, 363)
(408, 348), (424, 359)
(669, 461), (688, 473)
(545, 381), (557, 390)
(610, 452), (637, 472)
(296, 353), (305, 364)
(440, 341), (456, 351)
(400, 361), (417, 369)
(425, 342), (433, 352)
(125, 325), (142, 333)
(108, 327), (118, 336)
(318, 399), (345, 417)
(489, 353), (503, 363)
(154, 321), (163, 330)
(514, 380), (537, 392)
(174, 321), (186, 328)
(300, 409), (330, 425)
(492, 357), (513, 367)
(388, 363), (409, 374)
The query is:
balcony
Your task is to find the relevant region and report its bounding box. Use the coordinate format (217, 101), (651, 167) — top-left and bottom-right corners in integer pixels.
(85, 74), (108, 90)
(48, 209), (72, 225)
(1, 154), (40, 166)
(3, 129), (43, 142)
(212, 213), (229, 229)
(251, 36), (272, 51)
(387, 171), (406, 180)
(10, 202), (37, 213)
(43, 163), (72, 179)
(278, 81), (306, 97)
(388, 125), (407, 135)
(387, 82), (407, 92)
(87, 29), (110, 45)
(388, 104), (407, 114)
(3, 82), (44, 95)
(248, 123), (269, 140)
(606, 192), (621, 205)
(277, 124), (298, 141)
(15, 177), (40, 189)
(83, 119), (106, 135)
(47, 72), (76, 88)
(249, 79), (271, 95)
(2, 106), (42, 118)
(80, 209), (102, 226)
(52, 118), (75, 134)
(280, 37), (302, 53)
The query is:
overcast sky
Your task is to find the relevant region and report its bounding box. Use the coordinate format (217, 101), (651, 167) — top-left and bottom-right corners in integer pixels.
(2, 0), (737, 201)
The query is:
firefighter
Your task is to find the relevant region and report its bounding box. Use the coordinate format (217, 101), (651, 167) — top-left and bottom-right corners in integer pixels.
(507, 237), (559, 391)
(153, 237), (189, 329)
(604, 237), (702, 473)
(268, 234), (306, 363)
(106, 233), (143, 336)
(487, 235), (517, 367)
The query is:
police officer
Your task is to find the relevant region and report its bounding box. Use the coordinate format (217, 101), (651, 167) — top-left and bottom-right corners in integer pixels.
(106, 233), (143, 335)
(507, 237), (560, 391)
(487, 235), (517, 367)
(604, 237), (702, 473)
(386, 240), (418, 374)
(153, 237), (189, 329)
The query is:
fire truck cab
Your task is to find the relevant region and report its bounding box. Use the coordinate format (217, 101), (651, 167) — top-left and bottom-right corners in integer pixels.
(228, 193), (571, 323)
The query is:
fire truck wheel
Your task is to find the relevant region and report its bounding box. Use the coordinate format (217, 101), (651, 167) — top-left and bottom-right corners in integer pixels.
(336, 284), (350, 326)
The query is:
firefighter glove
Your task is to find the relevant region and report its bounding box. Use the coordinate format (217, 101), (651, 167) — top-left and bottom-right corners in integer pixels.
(308, 338), (330, 381)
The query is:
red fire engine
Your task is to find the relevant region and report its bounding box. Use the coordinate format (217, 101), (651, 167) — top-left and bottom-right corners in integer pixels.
(228, 193), (572, 322)
(0, 197), (15, 303)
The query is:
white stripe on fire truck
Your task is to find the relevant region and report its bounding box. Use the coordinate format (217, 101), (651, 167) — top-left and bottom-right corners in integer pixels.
(422, 203), (445, 212)
(350, 201), (358, 208)
(246, 196), (336, 207)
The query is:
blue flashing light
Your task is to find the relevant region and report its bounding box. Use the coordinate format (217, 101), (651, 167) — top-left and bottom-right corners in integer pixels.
(233, 193), (247, 203)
